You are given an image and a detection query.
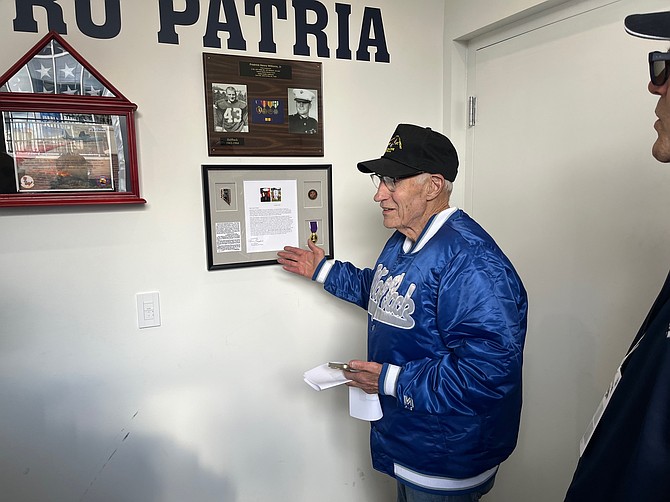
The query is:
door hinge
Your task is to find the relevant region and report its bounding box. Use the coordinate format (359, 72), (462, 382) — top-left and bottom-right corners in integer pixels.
(468, 96), (477, 127)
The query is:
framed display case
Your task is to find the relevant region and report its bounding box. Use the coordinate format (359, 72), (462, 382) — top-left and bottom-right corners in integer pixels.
(202, 164), (333, 270)
(203, 54), (323, 157)
(0, 31), (145, 207)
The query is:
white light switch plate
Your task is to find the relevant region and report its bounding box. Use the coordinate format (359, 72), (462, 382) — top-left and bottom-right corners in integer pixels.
(136, 292), (161, 328)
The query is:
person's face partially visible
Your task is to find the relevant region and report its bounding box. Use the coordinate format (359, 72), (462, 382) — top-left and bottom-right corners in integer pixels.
(372, 174), (433, 241)
(295, 100), (311, 116)
(226, 89), (237, 102)
(649, 49), (670, 162)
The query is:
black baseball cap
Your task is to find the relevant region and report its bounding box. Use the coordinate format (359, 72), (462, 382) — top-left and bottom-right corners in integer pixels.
(625, 11), (670, 40)
(357, 124), (459, 182)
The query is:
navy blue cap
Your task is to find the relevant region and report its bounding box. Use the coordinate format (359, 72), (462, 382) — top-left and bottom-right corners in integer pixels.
(625, 11), (670, 40)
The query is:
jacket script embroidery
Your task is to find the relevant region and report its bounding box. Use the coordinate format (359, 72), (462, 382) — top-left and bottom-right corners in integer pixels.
(368, 264), (416, 329)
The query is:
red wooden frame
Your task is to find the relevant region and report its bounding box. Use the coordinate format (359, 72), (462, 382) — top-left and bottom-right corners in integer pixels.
(0, 31), (145, 207)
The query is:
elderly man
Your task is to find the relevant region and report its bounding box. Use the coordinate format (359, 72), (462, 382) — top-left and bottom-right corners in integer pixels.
(288, 88), (318, 134)
(277, 124), (527, 501)
(565, 11), (670, 502)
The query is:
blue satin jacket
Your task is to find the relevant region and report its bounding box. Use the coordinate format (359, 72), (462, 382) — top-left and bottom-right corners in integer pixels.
(319, 208), (528, 494)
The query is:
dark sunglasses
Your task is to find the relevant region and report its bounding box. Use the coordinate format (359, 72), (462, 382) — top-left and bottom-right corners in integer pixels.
(649, 51), (670, 86)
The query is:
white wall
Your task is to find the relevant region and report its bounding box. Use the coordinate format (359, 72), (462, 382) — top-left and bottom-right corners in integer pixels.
(0, 1), (444, 501)
(443, 0), (573, 208)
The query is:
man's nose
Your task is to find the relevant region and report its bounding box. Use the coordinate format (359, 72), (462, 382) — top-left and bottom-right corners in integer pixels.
(373, 182), (390, 202)
(649, 79), (669, 96)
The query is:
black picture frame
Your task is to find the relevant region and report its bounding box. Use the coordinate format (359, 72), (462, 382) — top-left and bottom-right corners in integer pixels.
(202, 164), (333, 270)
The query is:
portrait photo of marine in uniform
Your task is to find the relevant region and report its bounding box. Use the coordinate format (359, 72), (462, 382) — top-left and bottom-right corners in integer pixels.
(212, 83), (249, 133)
(288, 88), (318, 134)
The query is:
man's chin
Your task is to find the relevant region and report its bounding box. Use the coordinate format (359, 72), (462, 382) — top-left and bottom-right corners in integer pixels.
(381, 216), (398, 229)
(651, 138), (670, 163)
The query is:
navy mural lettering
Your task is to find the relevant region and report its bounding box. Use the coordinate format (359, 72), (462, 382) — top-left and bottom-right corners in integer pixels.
(203, 0), (247, 50)
(356, 7), (389, 63)
(11, 0), (391, 63)
(158, 0), (200, 44)
(334, 2), (351, 60)
(75, 0), (121, 39)
(245, 0), (287, 53)
(13, 0), (68, 34)
(293, 0), (329, 58)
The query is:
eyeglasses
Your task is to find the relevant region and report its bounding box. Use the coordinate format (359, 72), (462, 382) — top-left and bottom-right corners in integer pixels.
(649, 51), (670, 86)
(370, 173), (421, 192)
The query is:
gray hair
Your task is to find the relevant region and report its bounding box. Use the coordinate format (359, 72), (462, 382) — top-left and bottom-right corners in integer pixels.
(418, 173), (453, 196)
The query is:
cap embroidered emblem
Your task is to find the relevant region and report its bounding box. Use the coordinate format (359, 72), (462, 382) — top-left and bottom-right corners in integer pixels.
(386, 135), (402, 154)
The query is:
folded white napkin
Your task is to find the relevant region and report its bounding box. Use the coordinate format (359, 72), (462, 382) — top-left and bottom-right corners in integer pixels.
(303, 363), (350, 390)
(303, 363), (383, 421)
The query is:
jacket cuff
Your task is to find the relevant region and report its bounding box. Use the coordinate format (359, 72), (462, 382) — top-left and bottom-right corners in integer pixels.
(379, 363), (401, 397)
(312, 258), (332, 283)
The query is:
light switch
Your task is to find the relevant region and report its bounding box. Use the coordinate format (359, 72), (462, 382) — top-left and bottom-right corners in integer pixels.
(136, 292), (161, 328)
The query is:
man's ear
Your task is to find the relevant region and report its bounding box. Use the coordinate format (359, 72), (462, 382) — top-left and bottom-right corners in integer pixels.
(425, 174), (445, 201)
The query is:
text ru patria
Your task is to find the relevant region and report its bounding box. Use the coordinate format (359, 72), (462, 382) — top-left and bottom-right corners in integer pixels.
(12, 0), (391, 63)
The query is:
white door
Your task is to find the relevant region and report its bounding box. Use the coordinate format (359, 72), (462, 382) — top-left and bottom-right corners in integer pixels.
(465, 0), (670, 499)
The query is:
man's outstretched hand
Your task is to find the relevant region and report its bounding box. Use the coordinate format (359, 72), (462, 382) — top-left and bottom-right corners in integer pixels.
(277, 239), (325, 279)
